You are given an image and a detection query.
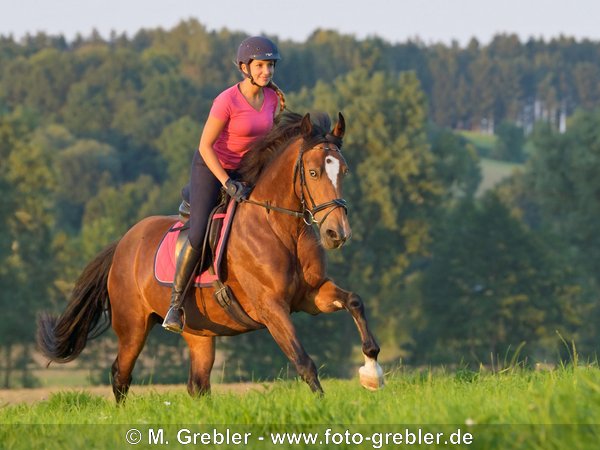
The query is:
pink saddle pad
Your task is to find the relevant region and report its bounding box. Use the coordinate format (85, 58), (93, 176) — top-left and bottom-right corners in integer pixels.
(154, 200), (236, 287)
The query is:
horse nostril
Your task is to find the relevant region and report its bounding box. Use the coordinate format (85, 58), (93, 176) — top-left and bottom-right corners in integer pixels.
(326, 229), (339, 241)
(326, 229), (349, 245)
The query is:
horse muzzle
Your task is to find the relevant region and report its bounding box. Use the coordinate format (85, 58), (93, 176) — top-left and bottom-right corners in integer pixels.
(311, 199), (351, 249)
(322, 223), (352, 249)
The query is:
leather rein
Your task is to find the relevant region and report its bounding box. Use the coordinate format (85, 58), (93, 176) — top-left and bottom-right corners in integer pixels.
(243, 140), (348, 227)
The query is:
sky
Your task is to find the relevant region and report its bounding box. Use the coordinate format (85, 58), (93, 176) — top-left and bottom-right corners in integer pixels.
(0, 0), (598, 46)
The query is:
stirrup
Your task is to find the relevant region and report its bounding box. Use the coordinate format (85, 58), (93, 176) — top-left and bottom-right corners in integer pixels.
(162, 307), (185, 334)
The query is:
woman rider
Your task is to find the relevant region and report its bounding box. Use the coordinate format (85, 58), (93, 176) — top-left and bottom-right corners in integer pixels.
(162, 36), (286, 333)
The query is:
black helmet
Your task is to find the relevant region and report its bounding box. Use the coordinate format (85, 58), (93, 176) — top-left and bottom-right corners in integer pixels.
(237, 36), (281, 66)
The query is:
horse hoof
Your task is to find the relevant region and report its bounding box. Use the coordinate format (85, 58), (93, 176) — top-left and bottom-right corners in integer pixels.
(359, 359), (384, 391)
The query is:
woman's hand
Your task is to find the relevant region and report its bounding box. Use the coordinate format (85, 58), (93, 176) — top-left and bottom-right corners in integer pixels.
(224, 179), (252, 202)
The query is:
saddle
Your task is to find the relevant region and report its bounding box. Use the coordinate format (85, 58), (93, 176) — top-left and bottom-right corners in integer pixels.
(154, 191), (233, 287)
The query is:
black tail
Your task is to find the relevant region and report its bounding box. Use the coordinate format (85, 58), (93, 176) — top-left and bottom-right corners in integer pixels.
(37, 241), (118, 364)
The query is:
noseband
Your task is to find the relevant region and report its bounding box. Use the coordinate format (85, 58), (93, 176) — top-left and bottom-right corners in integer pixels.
(244, 140), (348, 228)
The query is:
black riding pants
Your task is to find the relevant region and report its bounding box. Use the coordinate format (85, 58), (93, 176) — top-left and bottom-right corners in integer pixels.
(187, 151), (223, 250)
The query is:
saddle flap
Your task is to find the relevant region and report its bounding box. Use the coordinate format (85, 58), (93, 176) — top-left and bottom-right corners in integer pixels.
(207, 199), (229, 257)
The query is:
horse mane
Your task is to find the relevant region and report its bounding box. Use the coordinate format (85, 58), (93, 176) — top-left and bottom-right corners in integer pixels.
(238, 110), (336, 185)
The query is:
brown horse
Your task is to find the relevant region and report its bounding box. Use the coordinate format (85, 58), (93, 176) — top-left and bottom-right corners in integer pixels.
(37, 111), (383, 402)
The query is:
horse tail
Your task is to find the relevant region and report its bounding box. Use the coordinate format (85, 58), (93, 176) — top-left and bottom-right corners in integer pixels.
(37, 241), (118, 364)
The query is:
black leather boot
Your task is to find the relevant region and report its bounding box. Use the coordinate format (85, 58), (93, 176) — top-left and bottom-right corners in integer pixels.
(162, 239), (202, 333)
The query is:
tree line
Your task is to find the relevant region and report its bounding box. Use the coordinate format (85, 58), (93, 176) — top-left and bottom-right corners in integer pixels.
(1, 20), (600, 387)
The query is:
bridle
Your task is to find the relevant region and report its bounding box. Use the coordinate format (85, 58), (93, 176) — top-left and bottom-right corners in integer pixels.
(243, 140), (348, 228)
(295, 141), (348, 226)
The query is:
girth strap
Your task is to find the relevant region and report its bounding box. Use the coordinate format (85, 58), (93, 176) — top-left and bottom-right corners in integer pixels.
(212, 279), (264, 330)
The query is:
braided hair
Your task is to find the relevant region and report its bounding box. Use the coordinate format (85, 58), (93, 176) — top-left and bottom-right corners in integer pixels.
(266, 80), (286, 114)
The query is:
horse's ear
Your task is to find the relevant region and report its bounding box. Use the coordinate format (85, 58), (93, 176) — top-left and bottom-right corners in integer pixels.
(301, 113), (312, 137)
(333, 112), (345, 139)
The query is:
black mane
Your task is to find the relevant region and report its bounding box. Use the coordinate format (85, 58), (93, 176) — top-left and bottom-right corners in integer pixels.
(238, 111), (337, 184)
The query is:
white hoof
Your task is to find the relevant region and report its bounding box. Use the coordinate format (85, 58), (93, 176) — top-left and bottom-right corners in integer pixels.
(359, 357), (384, 391)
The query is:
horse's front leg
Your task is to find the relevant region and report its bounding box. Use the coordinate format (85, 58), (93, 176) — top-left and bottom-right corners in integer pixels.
(260, 305), (323, 394)
(313, 280), (384, 390)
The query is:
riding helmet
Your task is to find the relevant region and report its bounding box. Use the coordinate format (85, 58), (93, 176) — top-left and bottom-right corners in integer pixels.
(237, 36), (281, 65)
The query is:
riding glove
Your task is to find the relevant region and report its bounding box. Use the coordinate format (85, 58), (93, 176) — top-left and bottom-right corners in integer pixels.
(224, 178), (252, 202)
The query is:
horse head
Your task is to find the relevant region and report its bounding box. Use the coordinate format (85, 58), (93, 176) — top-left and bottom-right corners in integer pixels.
(297, 112), (351, 249)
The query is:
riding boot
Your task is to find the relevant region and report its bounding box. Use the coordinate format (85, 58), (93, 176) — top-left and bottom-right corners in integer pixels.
(162, 240), (202, 334)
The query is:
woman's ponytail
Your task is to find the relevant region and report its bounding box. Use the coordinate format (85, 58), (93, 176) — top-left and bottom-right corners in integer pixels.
(266, 81), (286, 114)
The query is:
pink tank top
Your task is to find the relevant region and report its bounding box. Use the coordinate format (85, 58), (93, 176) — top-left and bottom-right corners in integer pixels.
(209, 84), (278, 169)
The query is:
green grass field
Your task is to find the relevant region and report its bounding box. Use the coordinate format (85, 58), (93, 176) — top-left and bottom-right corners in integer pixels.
(457, 130), (524, 195)
(478, 157), (523, 195)
(459, 131), (497, 157)
(2, 365), (599, 449)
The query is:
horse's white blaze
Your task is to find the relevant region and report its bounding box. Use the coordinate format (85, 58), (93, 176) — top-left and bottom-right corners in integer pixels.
(325, 156), (340, 190)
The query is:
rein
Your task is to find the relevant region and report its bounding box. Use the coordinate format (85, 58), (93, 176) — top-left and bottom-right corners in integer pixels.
(243, 141), (348, 227)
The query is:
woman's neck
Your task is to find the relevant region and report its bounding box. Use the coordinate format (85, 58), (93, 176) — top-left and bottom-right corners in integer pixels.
(240, 78), (263, 96)
(239, 78), (264, 109)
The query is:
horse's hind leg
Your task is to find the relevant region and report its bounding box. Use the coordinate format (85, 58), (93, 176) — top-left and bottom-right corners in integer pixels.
(313, 280), (384, 390)
(182, 334), (215, 397)
(111, 313), (156, 403)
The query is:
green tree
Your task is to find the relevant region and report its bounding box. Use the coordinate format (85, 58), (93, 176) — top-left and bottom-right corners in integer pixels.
(528, 110), (600, 276)
(54, 139), (121, 230)
(428, 44), (462, 127)
(150, 116), (201, 214)
(417, 193), (582, 365)
(492, 121), (526, 162)
(0, 120), (20, 387)
(79, 175), (158, 260)
(572, 62), (600, 110)
(0, 111), (60, 387)
(62, 80), (113, 137)
(22, 48), (75, 116)
(428, 126), (481, 199)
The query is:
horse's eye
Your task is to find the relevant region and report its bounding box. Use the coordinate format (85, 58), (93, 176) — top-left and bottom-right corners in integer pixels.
(309, 170), (318, 178)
